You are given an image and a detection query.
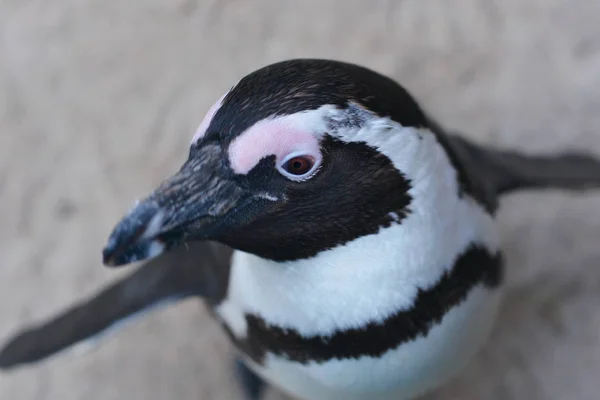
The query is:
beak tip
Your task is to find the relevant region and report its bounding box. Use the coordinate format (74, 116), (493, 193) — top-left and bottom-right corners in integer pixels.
(101, 248), (118, 267)
(101, 233), (167, 268)
(101, 200), (165, 267)
(101, 242), (125, 267)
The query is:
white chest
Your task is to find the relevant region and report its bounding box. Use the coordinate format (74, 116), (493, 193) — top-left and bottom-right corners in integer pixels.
(215, 192), (502, 399)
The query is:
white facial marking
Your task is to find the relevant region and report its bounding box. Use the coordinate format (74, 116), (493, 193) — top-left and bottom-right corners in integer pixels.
(191, 93), (227, 145)
(257, 192), (280, 202)
(227, 115), (322, 175)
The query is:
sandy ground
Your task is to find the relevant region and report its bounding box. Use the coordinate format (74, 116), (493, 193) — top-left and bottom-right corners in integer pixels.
(1, 1), (600, 399)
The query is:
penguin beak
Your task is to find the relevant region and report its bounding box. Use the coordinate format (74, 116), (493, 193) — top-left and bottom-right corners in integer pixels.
(102, 144), (256, 267)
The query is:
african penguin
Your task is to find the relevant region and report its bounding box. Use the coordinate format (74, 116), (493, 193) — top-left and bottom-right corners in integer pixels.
(3, 59), (600, 400)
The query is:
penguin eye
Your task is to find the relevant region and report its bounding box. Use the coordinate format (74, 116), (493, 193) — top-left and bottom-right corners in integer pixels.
(277, 153), (319, 181)
(284, 156), (313, 175)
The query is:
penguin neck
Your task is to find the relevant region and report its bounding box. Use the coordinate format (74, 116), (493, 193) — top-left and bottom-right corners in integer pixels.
(229, 200), (497, 335)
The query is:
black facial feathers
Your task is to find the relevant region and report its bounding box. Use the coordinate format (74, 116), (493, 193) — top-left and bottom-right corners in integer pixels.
(219, 136), (413, 261)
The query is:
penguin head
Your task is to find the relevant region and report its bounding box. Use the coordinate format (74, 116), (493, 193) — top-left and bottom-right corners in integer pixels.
(103, 59), (446, 266)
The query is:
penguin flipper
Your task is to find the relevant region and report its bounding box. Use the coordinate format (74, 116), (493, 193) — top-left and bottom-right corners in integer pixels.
(0, 241), (232, 370)
(446, 134), (600, 197)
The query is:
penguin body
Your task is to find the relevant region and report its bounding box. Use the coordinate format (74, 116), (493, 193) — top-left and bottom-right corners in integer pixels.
(2, 59), (600, 400)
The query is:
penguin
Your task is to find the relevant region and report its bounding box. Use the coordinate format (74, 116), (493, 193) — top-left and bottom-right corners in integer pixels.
(2, 58), (600, 400)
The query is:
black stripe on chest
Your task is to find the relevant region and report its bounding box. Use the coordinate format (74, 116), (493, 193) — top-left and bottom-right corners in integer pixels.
(226, 243), (503, 365)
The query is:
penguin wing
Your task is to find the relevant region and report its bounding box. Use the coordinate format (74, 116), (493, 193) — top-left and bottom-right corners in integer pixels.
(425, 116), (600, 201)
(0, 241), (232, 370)
(447, 133), (600, 197)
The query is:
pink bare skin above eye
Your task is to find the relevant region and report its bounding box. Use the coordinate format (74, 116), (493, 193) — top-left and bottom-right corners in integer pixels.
(228, 118), (321, 175)
(191, 93), (227, 144)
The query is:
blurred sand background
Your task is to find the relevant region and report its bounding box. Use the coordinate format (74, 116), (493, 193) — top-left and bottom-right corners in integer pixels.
(1, 1), (600, 399)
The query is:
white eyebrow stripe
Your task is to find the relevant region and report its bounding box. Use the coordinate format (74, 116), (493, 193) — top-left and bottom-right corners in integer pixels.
(227, 116), (321, 175)
(191, 93), (228, 145)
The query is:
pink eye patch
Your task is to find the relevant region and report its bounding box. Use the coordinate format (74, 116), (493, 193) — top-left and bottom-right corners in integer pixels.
(228, 118), (321, 175)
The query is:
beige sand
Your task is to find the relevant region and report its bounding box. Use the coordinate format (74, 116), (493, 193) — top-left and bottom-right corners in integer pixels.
(1, 1), (600, 399)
